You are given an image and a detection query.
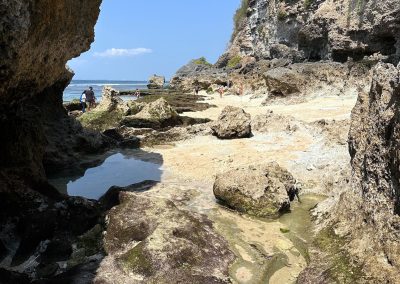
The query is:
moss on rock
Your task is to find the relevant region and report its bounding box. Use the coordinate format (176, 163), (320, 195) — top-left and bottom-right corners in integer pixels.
(120, 242), (154, 276)
(78, 110), (124, 132)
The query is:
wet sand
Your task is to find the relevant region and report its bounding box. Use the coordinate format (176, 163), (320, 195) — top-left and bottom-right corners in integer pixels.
(140, 91), (356, 282)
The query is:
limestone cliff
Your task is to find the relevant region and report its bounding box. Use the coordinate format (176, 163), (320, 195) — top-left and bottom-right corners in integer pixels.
(219, 0), (400, 66)
(0, 0), (105, 179)
(334, 63), (400, 282)
(0, 0), (103, 281)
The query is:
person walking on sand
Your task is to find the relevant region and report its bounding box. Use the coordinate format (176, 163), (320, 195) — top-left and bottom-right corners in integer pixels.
(239, 83), (244, 96)
(218, 86), (224, 98)
(82, 87), (96, 111)
(194, 85), (200, 96)
(80, 91), (86, 113)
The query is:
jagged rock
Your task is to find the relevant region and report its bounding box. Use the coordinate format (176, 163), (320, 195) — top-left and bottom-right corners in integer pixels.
(99, 180), (159, 210)
(327, 62), (400, 282)
(121, 98), (181, 129)
(95, 192), (235, 283)
(76, 86), (131, 132)
(263, 62), (368, 98)
(170, 59), (228, 92)
(219, 0), (400, 66)
(96, 86), (129, 114)
(0, 0), (104, 281)
(147, 75), (165, 89)
(211, 106), (251, 139)
(252, 111), (300, 134)
(213, 162), (299, 217)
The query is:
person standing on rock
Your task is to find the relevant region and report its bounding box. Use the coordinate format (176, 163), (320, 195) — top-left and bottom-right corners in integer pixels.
(134, 89), (141, 98)
(80, 92), (87, 113)
(82, 87), (96, 111)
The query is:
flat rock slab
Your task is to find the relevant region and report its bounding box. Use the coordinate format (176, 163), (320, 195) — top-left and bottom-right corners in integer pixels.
(95, 192), (235, 283)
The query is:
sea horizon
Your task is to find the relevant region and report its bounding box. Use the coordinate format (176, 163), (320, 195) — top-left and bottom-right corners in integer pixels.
(63, 79), (149, 102)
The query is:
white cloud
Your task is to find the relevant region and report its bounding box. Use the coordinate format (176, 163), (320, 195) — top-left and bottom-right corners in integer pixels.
(93, 48), (152, 57)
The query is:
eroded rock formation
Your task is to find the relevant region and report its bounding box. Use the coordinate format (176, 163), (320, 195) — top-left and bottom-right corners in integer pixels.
(220, 0), (400, 65)
(213, 162), (299, 217)
(211, 106), (252, 139)
(0, 0), (104, 281)
(330, 63), (400, 282)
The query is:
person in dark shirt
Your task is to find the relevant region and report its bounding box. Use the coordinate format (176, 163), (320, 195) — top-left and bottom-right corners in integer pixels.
(82, 87), (96, 111)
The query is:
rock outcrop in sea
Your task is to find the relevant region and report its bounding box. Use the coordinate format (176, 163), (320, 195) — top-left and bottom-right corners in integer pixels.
(147, 74), (165, 89)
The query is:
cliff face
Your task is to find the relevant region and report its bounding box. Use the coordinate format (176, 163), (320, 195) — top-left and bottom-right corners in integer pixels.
(0, 0), (106, 180)
(218, 0), (400, 66)
(1, 0), (101, 100)
(338, 63), (400, 281)
(0, 1), (103, 281)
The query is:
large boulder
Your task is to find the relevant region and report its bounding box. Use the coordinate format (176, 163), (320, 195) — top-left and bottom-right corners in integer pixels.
(77, 87), (130, 132)
(147, 75), (165, 89)
(95, 192), (235, 283)
(211, 106), (251, 139)
(121, 98), (181, 129)
(213, 162), (299, 217)
(96, 86), (129, 114)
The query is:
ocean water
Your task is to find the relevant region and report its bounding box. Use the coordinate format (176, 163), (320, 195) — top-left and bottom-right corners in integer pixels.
(63, 80), (148, 102)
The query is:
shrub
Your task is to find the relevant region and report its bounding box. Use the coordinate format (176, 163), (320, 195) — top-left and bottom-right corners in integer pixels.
(304, 0), (313, 8)
(193, 57), (212, 66)
(227, 55), (242, 68)
(277, 8), (287, 21)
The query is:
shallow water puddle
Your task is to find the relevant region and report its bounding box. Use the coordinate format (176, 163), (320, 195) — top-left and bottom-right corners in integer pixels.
(49, 150), (162, 199)
(211, 195), (325, 284)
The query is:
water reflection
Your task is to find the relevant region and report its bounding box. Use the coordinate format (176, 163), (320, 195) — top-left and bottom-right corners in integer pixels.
(49, 149), (162, 200)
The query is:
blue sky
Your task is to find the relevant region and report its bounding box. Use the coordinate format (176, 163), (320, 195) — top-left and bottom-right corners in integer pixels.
(68, 0), (240, 80)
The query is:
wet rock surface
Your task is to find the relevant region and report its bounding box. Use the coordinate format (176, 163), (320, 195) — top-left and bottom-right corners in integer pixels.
(211, 106), (252, 139)
(214, 162), (298, 217)
(95, 192), (235, 283)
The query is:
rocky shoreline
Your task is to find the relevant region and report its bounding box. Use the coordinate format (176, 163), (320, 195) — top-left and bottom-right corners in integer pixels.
(1, 0), (400, 283)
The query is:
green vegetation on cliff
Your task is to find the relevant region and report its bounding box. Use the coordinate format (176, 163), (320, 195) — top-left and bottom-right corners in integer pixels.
(227, 55), (242, 68)
(232, 0), (249, 41)
(304, 0), (314, 8)
(193, 57), (212, 66)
